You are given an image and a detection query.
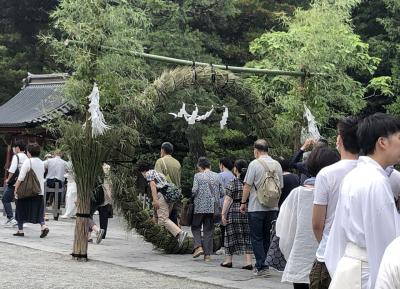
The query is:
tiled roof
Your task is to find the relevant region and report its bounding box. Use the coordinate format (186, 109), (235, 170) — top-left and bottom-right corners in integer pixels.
(0, 73), (72, 127)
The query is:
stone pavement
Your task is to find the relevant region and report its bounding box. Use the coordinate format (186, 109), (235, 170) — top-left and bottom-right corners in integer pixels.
(0, 214), (291, 289)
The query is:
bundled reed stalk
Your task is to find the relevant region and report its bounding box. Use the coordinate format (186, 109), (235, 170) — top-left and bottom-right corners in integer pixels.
(63, 122), (109, 260)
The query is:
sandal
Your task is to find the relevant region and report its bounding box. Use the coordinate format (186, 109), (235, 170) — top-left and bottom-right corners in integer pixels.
(40, 227), (49, 238)
(220, 262), (233, 268)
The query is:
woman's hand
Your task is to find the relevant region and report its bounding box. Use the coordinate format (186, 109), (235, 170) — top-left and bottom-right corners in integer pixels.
(221, 215), (227, 225)
(152, 200), (160, 210)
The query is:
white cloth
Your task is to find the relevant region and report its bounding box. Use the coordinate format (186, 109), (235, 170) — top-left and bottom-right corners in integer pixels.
(17, 157), (45, 195)
(8, 152), (28, 173)
(329, 242), (369, 289)
(276, 186), (318, 284)
(313, 159), (358, 262)
(63, 165), (77, 217)
(324, 156), (400, 289)
(375, 237), (400, 289)
(44, 156), (68, 181)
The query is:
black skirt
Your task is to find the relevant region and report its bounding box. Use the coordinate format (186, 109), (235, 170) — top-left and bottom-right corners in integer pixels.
(15, 195), (45, 224)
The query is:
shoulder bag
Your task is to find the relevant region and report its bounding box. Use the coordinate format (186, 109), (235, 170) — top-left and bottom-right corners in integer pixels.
(16, 159), (41, 199)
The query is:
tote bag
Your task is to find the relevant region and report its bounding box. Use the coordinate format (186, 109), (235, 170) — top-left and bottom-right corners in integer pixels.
(16, 159), (41, 199)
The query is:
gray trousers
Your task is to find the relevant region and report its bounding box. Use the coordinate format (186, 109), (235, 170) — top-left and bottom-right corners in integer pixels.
(191, 213), (214, 255)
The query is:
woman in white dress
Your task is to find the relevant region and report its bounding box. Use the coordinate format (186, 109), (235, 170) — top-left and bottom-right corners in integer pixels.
(61, 161), (77, 219)
(276, 147), (339, 289)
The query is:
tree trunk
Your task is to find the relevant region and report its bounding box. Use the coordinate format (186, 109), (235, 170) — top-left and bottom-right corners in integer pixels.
(185, 126), (206, 164)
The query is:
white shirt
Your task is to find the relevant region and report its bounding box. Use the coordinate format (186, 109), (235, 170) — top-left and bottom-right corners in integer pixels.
(44, 156), (68, 181)
(375, 237), (400, 289)
(276, 186), (318, 284)
(314, 159), (358, 262)
(244, 155), (284, 212)
(324, 156), (400, 289)
(8, 152), (28, 174)
(18, 157), (45, 195)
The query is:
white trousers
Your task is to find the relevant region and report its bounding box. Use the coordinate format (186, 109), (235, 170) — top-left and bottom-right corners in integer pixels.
(64, 182), (77, 217)
(329, 242), (369, 289)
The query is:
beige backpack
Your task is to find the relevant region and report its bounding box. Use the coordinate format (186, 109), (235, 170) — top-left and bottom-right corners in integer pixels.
(256, 159), (282, 208)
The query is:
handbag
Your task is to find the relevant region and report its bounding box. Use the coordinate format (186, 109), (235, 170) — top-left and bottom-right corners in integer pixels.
(265, 220), (287, 271)
(160, 183), (182, 203)
(180, 200), (194, 226)
(16, 159), (41, 199)
(213, 199), (222, 221)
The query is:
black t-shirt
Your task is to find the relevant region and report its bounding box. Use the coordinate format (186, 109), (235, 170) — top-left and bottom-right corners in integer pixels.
(279, 173), (300, 208)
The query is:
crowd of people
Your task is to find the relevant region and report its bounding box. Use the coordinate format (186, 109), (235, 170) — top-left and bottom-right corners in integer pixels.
(2, 112), (400, 289)
(139, 112), (400, 289)
(2, 145), (112, 244)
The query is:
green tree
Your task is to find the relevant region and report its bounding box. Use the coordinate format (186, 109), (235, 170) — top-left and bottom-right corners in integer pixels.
(0, 0), (58, 104)
(248, 0), (380, 153)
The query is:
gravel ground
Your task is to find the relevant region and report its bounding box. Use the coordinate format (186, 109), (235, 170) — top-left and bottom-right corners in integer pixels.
(1, 242), (224, 289)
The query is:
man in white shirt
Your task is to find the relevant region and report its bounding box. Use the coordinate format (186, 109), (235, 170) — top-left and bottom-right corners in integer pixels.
(44, 150), (68, 210)
(310, 116), (360, 289)
(2, 142), (27, 226)
(240, 139), (284, 277)
(325, 113), (400, 289)
(375, 236), (400, 289)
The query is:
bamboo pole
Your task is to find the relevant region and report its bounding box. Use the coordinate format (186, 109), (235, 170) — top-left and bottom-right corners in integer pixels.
(65, 39), (321, 77)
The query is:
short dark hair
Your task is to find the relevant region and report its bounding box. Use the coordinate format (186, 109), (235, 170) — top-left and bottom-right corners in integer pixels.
(337, 116), (360, 154)
(137, 162), (153, 173)
(14, 141), (26, 152)
(278, 157), (290, 172)
(197, 157), (211, 169)
(161, 142), (174, 154)
(27, 143), (41, 157)
(219, 157), (234, 171)
(307, 146), (340, 177)
(357, 113), (400, 155)
(254, 139), (268, 152)
(234, 159), (248, 182)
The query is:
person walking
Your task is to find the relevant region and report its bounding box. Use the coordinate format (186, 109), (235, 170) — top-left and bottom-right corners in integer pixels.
(191, 157), (224, 261)
(216, 157), (235, 255)
(44, 150), (68, 210)
(277, 147), (340, 289)
(154, 142), (181, 225)
(220, 159), (253, 270)
(13, 144), (49, 238)
(96, 163), (113, 239)
(138, 162), (188, 246)
(325, 113), (400, 289)
(2, 142), (27, 227)
(310, 116), (359, 289)
(60, 161), (77, 219)
(239, 139), (284, 276)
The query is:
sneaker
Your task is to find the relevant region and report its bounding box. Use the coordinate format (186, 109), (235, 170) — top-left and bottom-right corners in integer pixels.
(215, 247), (225, 255)
(96, 229), (105, 244)
(10, 219), (18, 227)
(253, 267), (271, 277)
(176, 231), (188, 247)
(4, 218), (17, 228)
(2, 218), (12, 226)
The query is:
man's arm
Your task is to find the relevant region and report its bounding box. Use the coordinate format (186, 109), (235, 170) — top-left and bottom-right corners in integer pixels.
(312, 204), (327, 242)
(240, 183), (251, 214)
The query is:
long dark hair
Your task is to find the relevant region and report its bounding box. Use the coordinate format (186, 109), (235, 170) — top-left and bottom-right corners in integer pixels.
(234, 159), (248, 182)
